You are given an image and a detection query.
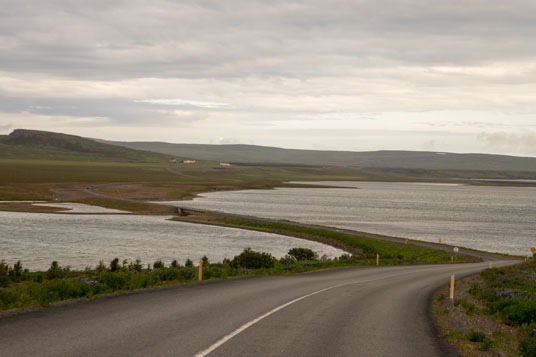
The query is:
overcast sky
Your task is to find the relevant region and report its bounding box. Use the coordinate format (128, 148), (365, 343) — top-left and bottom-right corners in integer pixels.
(1, 0), (536, 156)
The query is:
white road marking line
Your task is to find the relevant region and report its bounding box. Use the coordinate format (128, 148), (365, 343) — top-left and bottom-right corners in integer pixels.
(195, 264), (480, 356)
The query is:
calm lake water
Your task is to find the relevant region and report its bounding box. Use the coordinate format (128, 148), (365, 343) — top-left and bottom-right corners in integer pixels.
(168, 181), (536, 257)
(0, 212), (344, 270)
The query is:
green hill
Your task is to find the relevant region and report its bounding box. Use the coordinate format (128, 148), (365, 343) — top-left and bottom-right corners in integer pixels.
(0, 129), (173, 163)
(106, 141), (536, 172)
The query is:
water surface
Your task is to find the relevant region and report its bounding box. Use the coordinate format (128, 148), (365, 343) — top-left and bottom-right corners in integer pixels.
(168, 181), (536, 256)
(0, 212), (344, 270)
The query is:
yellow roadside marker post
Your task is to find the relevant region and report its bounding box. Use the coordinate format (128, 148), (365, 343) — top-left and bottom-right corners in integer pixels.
(405, 238), (408, 244)
(376, 254), (379, 266)
(450, 275), (455, 300)
(489, 262), (493, 269)
(198, 258), (203, 281)
(439, 238), (442, 244)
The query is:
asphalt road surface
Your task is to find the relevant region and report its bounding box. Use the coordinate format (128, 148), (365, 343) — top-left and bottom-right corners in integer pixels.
(0, 260), (518, 357)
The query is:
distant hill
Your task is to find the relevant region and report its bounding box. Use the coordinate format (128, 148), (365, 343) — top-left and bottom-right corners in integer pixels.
(106, 140), (536, 172)
(0, 129), (173, 163)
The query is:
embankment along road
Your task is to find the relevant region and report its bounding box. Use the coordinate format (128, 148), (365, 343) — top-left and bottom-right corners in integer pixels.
(0, 260), (517, 356)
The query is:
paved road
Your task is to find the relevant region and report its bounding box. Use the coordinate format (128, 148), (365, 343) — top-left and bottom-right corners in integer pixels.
(0, 260), (517, 356)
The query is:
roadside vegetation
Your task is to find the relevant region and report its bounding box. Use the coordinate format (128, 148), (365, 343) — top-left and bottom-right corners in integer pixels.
(434, 261), (536, 356)
(0, 248), (361, 311)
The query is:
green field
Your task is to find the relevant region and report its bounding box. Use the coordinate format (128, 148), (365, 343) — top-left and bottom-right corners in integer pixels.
(206, 217), (478, 264)
(109, 140), (536, 172)
(0, 129), (174, 163)
(2, 129), (535, 206)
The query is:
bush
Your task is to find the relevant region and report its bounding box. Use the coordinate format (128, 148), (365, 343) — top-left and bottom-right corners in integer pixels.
(502, 299), (536, 325)
(180, 269), (195, 280)
(479, 337), (493, 351)
(47, 261), (64, 279)
(185, 259), (193, 268)
(337, 254), (358, 263)
(288, 248), (317, 261)
(202, 256), (210, 266)
(231, 248), (276, 269)
(468, 282), (484, 299)
(467, 330), (486, 342)
(129, 259), (143, 272)
(109, 258), (120, 272)
(279, 255), (296, 265)
(9, 261), (23, 282)
(519, 337), (536, 357)
(96, 260), (106, 273)
(0, 261), (9, 287)
(464, 303), (477, 315)
(153, 260), (165, 269)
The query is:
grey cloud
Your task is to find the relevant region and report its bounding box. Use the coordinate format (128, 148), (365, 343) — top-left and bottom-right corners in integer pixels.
(478, 131), (536, 156)
(2, 0), (536, 80)
(135, 99), (231, 109)
(267, 128), (473, 137)
(0, 122), (13, 132)
(0, 96), (208, 126)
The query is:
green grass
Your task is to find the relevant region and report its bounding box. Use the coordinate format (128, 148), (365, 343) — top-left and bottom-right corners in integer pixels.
(470, 262), (536, 325)
(0, 130), (174, 163)
(453, 261), (536, 356)
(109, 140), (536, 172)
(0, 251), (359, 310)
(0, 160), (176, 185)
(220, 218), (477, 263)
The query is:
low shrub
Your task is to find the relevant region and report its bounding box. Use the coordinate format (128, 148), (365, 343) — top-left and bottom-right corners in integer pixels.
(279, 255), (296, 265)
(464, 303), (477, 315)
(47, 261), (66, 279)
(231, 248), (276, 269)
(0, 261), (9, 287)
(479, 337), (493, 351)
(109, 258), (120, 272)
(201, 256), (210, 266)
(502, 299), (536, 325)
(519, 337), (536, 357)
(288, 248), (317, 261)
(153, 260), (165, 269)
(467, 330), (486, 342)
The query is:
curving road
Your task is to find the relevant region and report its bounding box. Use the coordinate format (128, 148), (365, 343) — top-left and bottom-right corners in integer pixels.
(0, 260), (517, 356)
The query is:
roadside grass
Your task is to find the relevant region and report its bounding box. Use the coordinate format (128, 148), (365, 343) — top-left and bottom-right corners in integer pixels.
(0, 249), (358, 311)
(208, 217), (478, 264)
(471, 262), (536, 330)
(435, 261), (536, 356)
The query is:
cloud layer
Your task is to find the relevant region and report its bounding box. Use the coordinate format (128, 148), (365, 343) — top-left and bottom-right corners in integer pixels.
(1, 0), (536, 155)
